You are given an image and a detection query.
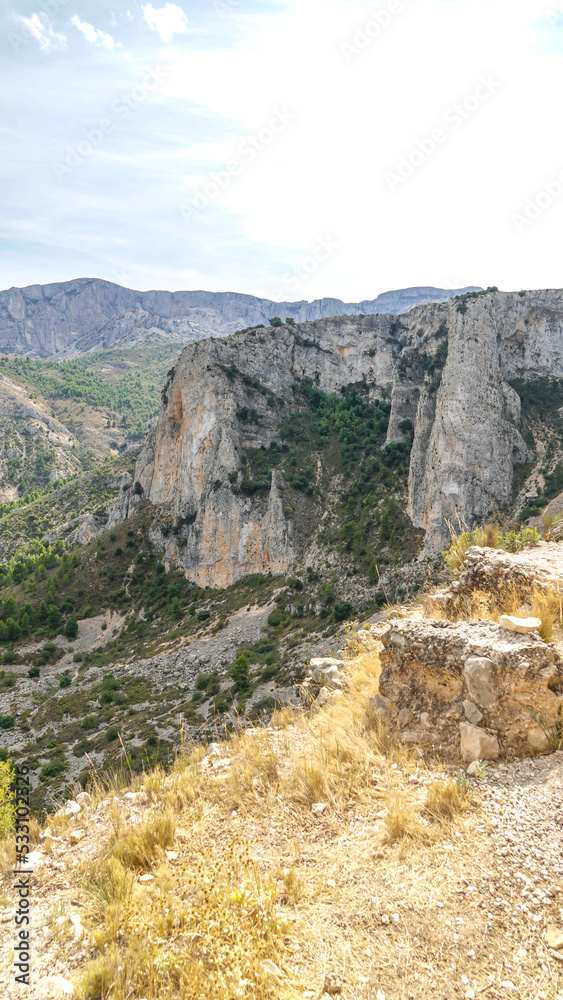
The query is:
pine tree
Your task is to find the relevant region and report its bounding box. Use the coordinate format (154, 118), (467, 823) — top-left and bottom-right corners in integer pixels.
(230, 650), (250, 692)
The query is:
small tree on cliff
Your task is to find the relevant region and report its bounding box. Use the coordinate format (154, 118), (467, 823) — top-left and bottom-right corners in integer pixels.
(230, 650), (250, 692)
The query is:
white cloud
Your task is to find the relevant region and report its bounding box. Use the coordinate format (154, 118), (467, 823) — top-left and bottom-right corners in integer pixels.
(142, 3), (188, 43)
(71, 16), (121, 50)
(20, 13), (67, 51)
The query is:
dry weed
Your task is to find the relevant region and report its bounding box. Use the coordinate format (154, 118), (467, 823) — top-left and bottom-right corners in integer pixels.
(109, 810), (176, 870)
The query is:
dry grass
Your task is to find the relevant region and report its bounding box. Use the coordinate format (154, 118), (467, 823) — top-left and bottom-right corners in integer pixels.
(109, 809), (176, 870)
(424, 779), (471, 821)
(28, 631), (551, 1000)
(425, 580), (563, 643)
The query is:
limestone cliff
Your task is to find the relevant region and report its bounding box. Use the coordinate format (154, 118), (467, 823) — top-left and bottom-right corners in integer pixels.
(112, 289), (563, 586)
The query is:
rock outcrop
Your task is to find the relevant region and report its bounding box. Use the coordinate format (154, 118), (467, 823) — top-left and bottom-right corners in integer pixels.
(111, 289), (563, 584)
(450, 543), (563, 599)
(377, 618), (563, 759)
(0, 277), (479, 358)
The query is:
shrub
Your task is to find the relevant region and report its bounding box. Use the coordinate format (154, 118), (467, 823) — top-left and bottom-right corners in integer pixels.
(0, 716), (15, 730)
(267, 608), (283, 627)
(40, 759), (65, 780)
(106, 726), (119, 742)
(3, 651), (15, 665)
(83, 714), (98, 731)
(59, 675), (72, 688)
(334, 601), (353, 621)
(73, 652), (83, 663)
(114, 547), (123, 557)
(28, 666), (40, 678)
(65, 616), (78, 640)
(230, 650), (250, 691)
(196, 610), (210, 622)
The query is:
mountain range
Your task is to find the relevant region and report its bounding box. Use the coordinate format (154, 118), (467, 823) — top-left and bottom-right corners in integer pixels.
(0, 278), (481, 358)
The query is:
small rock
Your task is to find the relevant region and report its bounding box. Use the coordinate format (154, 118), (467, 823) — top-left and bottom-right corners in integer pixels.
(138, 873), (154, 883)
(313, 686), (330, 708)
(37, 974), (74, 996)
(369, 694), (391, 720)
(25, 850), (47, 867)
(397, 708), (413, 728)
(165, 850), (179, 860)
(527, 725), (550, 752)
(546, 922), (563, 950)
(123, 791), (145, 803)
(324, 973), (343, 995)
(463, 657), (495, 709)
(463, 700), (483, 725)
(40, 825), (52, 843)
(311, 802), (327, 816)
(498, 614), (542, 634)
(76, 791), (92, 809)
(466, 761), (480, 776)
(420, 712), (432, 729)
(263, 959), (282, 979)
(460, 722), (500, 763)
(55, 800), (80, 818)
(69, 830), (85, 845)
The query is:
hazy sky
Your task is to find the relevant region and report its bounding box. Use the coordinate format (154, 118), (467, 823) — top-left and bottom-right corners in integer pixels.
(1, 0), (562, 301)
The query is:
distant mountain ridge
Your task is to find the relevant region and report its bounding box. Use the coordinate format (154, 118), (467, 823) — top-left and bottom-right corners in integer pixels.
(0, 278), (482, 359)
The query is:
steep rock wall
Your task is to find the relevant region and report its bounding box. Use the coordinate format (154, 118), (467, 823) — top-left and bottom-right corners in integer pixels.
(113, 289), (563, 585)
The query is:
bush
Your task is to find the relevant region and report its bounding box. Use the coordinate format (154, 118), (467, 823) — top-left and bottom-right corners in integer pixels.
(28, 665), (40, 678)
(3, 651), (15, 665)
(230, 651), (250, 691)
(40, 759), (65, 781)
(65, 616), (78, 640)
(73, 652), (83, 663)
(334, 601), (354, 622)
(106, 726), (119, 742)
(59, 674), (72, 688)
(267, 608), (283, 627)
(114, 547), (123, 557)
(197, 610), (210, 622)
(82, 714), (98, 731)
(0, 715), (15, 730)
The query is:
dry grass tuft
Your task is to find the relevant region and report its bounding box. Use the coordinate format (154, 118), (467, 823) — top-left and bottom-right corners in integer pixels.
(424, 779), (470, 821)
(530, 586), (563, 641)
(109, 809), (176, 870)
(382, 791), (429, 844)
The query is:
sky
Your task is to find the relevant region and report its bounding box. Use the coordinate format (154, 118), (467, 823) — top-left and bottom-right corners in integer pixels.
(1, 0), (563, 302)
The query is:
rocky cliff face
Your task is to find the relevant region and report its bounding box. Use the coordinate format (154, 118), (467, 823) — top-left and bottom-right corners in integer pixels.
(0, 278), (480, 358)
(111, 289), (563, 586)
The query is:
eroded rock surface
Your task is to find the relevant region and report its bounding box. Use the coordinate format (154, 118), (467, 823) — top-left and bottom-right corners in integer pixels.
(378, 618), (563, 757)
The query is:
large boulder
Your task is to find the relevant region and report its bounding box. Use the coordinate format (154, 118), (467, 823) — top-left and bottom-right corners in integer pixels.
(450, 543), (563, 599)
(378, 618), (563, 758)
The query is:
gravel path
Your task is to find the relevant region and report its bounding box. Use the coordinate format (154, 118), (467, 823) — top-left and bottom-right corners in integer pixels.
(473, 750), (563, 996)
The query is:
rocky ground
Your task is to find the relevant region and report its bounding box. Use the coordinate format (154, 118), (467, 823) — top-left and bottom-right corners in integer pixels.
(1, 742), (562, 999)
